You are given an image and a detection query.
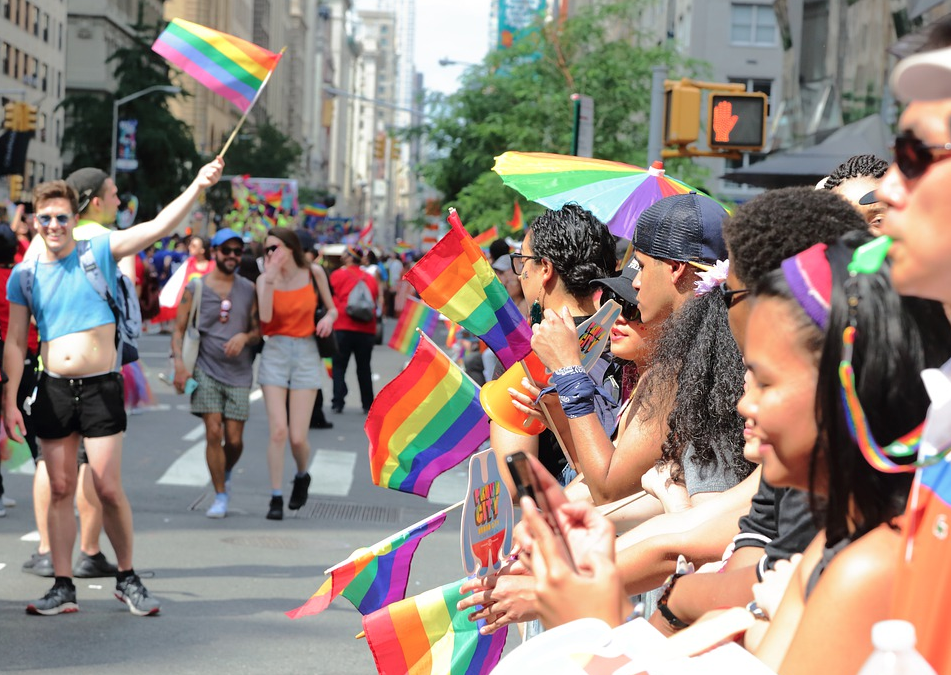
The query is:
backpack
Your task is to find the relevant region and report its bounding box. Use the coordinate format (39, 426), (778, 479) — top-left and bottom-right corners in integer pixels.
(346, 277), (375, 322)
(19, 239), (141, 366)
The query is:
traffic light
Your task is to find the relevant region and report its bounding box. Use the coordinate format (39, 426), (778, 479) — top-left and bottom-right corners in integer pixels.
(373, 134), (386, 159)
(707, 92), (768, 151)
(390, 138), (400, 160)
(8, 175), (23, 201)
(3, 101), (20, 131)
(22, 104), (37, 132)
(663, 84), (700, 146)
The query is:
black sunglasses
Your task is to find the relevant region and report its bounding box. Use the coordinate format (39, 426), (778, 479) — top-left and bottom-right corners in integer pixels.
(36, 213), (71, 227)
(219, 245), (243, 256)
(894, 131), (951, 180)
(600, 289), (641, 323)
(265, 245), (279, 255)
(510, 253), (542, 275)
(719, 281), (750, 309)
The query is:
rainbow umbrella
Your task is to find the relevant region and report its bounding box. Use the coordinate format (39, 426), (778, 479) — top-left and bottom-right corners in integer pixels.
(492, 151), (725, 239)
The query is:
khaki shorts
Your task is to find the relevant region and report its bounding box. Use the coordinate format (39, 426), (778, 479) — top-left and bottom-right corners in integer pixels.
(190, 367), (251, 421)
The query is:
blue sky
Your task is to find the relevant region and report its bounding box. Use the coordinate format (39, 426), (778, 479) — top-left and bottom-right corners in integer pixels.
(414, 0), (492, 94)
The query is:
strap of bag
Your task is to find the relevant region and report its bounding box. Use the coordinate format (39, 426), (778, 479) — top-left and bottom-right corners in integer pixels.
(17, 256), (40, 315)
(77, 240), (123, 371)
(187, 278), (203, 331)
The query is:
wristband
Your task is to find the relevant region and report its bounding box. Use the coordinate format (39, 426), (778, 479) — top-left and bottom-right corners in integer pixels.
(657, 599), (691, 630)
(553, 365), (585, 376)
(550, 370), (596, 418)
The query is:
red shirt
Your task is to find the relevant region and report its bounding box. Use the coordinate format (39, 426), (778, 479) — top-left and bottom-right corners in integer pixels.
(330, 265), (379, 334)
(0, 266), (41, 352)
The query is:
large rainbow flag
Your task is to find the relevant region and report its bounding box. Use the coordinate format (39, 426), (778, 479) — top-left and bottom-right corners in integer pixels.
(362, 578), (508, 675)
(152, 18), (282, 113)
(388, 298), (440, 355)
(286, 510), (448, 619)
(366, 333), (489, 497)
(404, 210), (531, 370)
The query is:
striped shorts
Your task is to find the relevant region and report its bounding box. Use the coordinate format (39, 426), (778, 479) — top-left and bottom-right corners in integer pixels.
(190, 367), (251, 421)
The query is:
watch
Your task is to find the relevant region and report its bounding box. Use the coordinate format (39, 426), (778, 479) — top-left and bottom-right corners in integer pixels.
(746, 600), (769, 621)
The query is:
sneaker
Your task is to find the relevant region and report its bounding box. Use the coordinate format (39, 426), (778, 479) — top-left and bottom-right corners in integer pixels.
(22, 552), (54, 578)
(115, 574), (161, 616)
(288, 473), (311, 511)
(266, 495), (283, 520)
(311, 420), (333, 430)
(2, 495), (15, 507)
(73, 552), (119, 578)
(26, 583), (78, 616)
(206, 493), (228, 519)
(331, 406), (343, 414)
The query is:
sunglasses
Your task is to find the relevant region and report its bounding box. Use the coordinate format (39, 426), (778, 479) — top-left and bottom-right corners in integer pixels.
(719, 281), (750, 309)
(219, 246), (243, 257)
(600, 289), (641, 323)
(510, 253), (542, 275)
(219, 298), (232, 323)
(36, 213), (72, 227)
(265, 245), (279, 255)
(894, 131), (951, 180)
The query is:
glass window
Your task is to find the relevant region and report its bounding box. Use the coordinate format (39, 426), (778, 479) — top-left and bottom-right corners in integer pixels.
(730, 3), (776, 46)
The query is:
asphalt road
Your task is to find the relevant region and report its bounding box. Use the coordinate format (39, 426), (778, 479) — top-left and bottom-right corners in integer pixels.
(0, 328), (491, 674)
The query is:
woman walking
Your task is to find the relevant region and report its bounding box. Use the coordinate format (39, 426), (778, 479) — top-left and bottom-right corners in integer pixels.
(256, 229), (337, 520)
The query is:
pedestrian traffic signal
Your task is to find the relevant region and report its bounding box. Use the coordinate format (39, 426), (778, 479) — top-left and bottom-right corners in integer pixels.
(663, 84), (700, 145)
(3, 102), (20, 131)
(8, 174), (23, 201)
(707, 92), (768, 151)
(373, 135), (386, 159)
(390, 138), (400, 160)
(22, 104), (37, 132)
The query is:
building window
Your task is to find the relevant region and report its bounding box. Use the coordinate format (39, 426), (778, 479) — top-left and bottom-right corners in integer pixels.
(2, 0), (9, 20)
(730, 3), (776, 46)
(1, 43), (8, 77)
(39, 111), (45, 141)
(41, 62), (46, 91)
(43, 12), (48, 42)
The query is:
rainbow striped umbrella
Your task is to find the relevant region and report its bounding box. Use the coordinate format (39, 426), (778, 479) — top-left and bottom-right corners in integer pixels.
(492, 151), (723, 239)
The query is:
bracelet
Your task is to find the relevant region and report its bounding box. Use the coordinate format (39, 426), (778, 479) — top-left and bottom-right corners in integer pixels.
(550, 370), (596, 418)
(746, 601), (769, 622)
(657, 600), (691, 630)
(656, 563), (692, 630)
(553, 364), (585, 376)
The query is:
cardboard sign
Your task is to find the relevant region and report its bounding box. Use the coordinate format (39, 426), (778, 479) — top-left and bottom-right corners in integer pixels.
(460, 450), (515, 578)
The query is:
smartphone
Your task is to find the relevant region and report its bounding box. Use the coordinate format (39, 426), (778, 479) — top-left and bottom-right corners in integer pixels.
(505, 452), (577, 571)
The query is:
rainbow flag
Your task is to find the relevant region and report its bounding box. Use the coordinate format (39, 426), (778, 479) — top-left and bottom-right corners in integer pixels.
(323, 357), (333, 381)
(472, 226), (498, 248)
(507, 200), (524, 232)
(362, 577), (508, 675)
(366, 333), (489, 497)
(404, 210), (532, 370)
(388, 298), (440, 355)
(303, 204), (329, 218)
(286, 511), (448, 619)
(152, 18), (282, 113)
(445, 321), (460, 349)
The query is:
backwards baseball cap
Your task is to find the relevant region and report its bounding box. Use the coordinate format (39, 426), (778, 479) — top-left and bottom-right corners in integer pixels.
(65, 167), (109, 214)
(891, 45), (951, 103)
(590, 255), (640, 307)
(632, 192), (729, 269)
(858, 190), (879, 205)
(210, 228), (243, 247)
(492, 254), (511, 273)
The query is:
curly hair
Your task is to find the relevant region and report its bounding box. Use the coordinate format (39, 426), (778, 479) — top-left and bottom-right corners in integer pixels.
(722, 187), (866, 287)
(633, 291), (752, 485)
(527, 203), (617, 298)
(822, 154), (889, 191)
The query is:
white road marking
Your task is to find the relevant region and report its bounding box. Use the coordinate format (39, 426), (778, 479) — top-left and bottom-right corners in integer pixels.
(10, 461), (35, 476)
(20, 531), (40, 542)
(157, 441), (209, 486)
(309, 449), (357, 497)
(183, 424), (205, 441)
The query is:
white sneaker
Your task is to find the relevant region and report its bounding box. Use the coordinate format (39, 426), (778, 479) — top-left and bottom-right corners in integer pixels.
(205, 493), (228, 519)
(2, 495), (15, 507)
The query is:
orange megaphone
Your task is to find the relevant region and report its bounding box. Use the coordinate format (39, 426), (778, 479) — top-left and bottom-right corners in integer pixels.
(480, 352), (550, 436)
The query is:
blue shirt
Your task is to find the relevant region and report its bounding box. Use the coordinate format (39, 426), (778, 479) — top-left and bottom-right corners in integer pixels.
(7, 233), (119, 341)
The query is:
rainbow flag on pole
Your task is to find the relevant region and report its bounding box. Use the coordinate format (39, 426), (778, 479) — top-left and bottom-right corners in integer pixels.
(366, 333), (489, 497)
(152, 18), (282, 113)
(507, 200), (524, 232)
(362, 577), (508, 675)
(388, 298), (440, 355)
(405, 209), (531, 370)
(472, 226), (497, 248)
(286, 510), (449, 619)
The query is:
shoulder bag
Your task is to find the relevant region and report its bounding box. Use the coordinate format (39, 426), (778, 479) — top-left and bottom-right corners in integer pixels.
(311, 267), (338, 358)
(181, 279), (203, 374)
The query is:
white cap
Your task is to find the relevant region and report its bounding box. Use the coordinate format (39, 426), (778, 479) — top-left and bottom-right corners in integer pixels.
(871, 620), (917, 652)
(891, 45), (951, 103)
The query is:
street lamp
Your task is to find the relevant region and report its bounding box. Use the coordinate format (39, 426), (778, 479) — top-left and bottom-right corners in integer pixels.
(110, 85), (181, 180)
(437, 57), (477, 67)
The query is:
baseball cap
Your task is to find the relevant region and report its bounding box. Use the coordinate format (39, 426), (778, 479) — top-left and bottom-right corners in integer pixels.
(65, 167), (109, 214)
(210, 228), (242, 247)
(632, 193), (729, 269)
(492, 254), (511, 273)
(858, 190), (879, 205)
(891, 45), (951, 103)
(591, 255), (640, 307)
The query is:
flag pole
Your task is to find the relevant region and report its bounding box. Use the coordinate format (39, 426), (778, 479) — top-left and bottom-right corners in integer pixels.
(218, 46), (287, 158)
(322, 499), (465, 575)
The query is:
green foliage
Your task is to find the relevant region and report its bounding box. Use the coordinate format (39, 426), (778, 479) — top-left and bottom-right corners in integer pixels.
(221, 117), (302, 178)
(419, 0), (707, 232)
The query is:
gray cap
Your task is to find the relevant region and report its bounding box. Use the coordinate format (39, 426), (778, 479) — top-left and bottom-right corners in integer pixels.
(65, 167), (109, 214)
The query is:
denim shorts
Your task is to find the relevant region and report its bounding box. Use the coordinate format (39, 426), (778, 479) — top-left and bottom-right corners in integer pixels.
(31, 371), (126, 440)
(257, 335), (322, 390)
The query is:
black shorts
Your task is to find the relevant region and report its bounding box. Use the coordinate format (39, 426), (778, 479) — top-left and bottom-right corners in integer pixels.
(31, 372), (127, 440)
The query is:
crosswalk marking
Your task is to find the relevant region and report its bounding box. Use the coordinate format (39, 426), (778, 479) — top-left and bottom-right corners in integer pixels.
(308, 449), (357, 497)
(157, 441), (209, 486)
(183, 424), (206, 441)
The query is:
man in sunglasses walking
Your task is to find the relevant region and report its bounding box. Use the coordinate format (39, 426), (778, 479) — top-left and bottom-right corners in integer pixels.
(172, 228), (260, 519)
(3, 158), (224, 616)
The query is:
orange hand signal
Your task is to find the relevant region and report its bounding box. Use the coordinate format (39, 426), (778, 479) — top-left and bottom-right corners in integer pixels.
(712, 100), (739, 143)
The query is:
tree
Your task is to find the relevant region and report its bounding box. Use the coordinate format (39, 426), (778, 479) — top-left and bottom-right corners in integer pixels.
(418, 0), (709, 233)
(59, 20), (201, 218)
(222, 117), (302, 178)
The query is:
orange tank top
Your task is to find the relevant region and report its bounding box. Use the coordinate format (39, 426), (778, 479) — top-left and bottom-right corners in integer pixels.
(261, 284), (317, 338)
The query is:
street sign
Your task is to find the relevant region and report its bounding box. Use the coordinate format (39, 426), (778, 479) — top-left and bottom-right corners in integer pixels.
(707, 92), (768, 150)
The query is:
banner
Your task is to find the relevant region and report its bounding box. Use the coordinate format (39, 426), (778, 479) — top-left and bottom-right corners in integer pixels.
(115, 119), (139, 172)
(497, 0), (547, 49)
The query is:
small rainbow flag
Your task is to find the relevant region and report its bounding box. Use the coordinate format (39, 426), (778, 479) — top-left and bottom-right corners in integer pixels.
(404, 209), (532, 370)
(472, 226), (498, 248)
(286, 510), (449, 619)
(362, 578), (508, 675)
(152, 18), (282, 113)
(366, 333), (489, 497)
(445, 321), (460, 349)
(323, 357), (333, 381)
(303, 204), (329, 218)
(388, 298), (440, 355)
(507, 200), (524, 232)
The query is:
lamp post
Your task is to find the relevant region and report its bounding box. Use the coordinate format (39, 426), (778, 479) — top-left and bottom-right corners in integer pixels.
(110, 85), (181, 180)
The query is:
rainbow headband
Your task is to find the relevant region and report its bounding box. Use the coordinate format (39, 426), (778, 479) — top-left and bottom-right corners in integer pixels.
(781, 243), (832, 329)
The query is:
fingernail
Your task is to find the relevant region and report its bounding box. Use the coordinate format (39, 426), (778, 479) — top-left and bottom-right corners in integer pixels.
(507, 388), (518, 396)
(456, 602), (462, 610)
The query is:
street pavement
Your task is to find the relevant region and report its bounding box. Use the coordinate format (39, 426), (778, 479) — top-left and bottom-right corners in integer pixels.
(0, 325), (496, 674)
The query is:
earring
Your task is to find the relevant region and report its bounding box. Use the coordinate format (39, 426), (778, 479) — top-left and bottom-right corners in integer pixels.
(530, 296), (543, 325)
